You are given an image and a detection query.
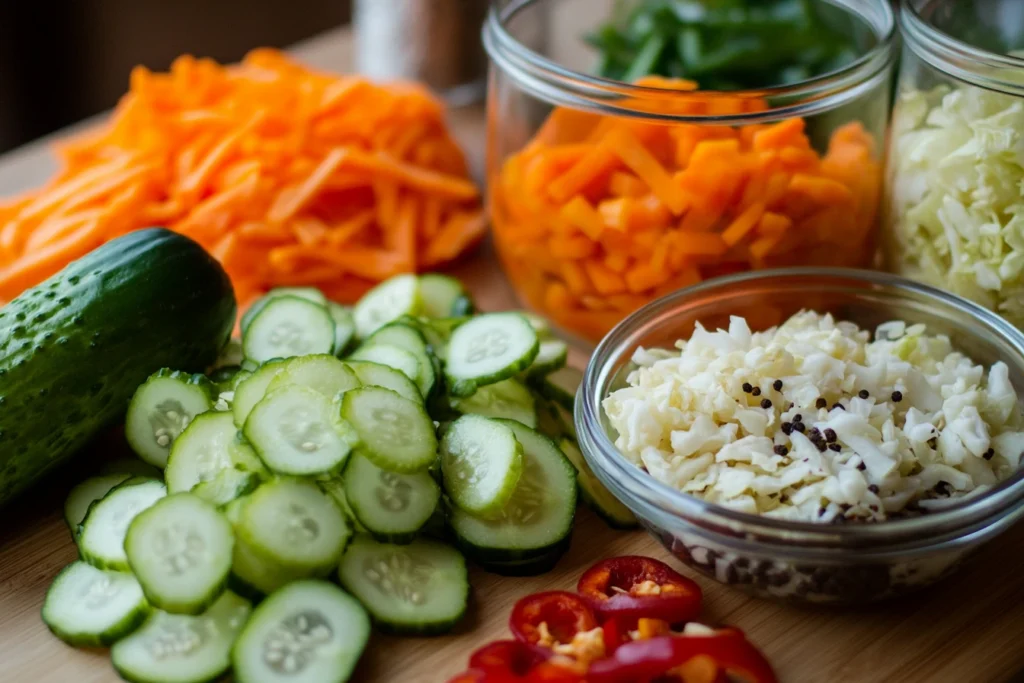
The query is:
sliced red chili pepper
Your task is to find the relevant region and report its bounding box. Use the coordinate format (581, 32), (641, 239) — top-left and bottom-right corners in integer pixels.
(586, 629), (778, 683)
(601, 617), (628, 655)
(509, 591), (598, 648)
(465, 641), (584, 683)
(577, 556), (702, 626)
(470, 640), (551, 676)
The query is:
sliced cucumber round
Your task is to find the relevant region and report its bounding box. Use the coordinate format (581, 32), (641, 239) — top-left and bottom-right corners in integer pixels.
(111, 590), (252, 683)
(191, 468), (262, 508)
(79, 478), (168, 571)
(445, 312), (539, 397)
(244, 385), (356, 476)
(237, 479), (351, 576)
(316, 476), (367, 533)
(232, 580), (369, 683)
(242, 287), (329, 335)
(525, 339), (569, 379)
(348, 344), (420, 386)
(42, 561), (149, 647)
(125, 493), (234, 615)
(232, 359), (288, 428)
(126, 370), (215, 468)
(559, 438), (637, 529)
(165, 412), (238, 494)
(343, 454), (440, 544)
(340, 387), (438, 473)
(532, 366), (582, 412)
(243, 296), (335, 364)
(418, 316), (469, 362)
(353, 274), (422, 339)
(361, 323), (436, 396)
(231, 534), (309, 597)
(418, 274), (474, 318)
(64, 473), (131, 534)
(100, 457), (164, 479)
(520, 311), (552, 338)
(448, 420), (576, 568)
(441, 415), (523, 517)
(338, 536), (468, 635)
(345, 360), (421, 404)
(450, 378), (537, 428)
(264, 354), (360, 400)
(327, 303), (357, 357)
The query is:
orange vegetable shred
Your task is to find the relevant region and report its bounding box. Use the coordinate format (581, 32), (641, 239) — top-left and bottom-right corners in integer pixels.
(491, 79), (882, 340)
(0, 50), (484, 307)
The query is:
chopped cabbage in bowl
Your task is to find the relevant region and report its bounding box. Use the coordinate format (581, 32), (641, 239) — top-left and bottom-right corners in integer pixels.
(885, 85), (1024, 328)
(602, 311), (1024, 523)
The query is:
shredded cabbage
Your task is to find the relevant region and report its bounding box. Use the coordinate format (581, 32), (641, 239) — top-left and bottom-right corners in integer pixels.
(885, 84), (1024, 327)
(602, 312), (1024, 523)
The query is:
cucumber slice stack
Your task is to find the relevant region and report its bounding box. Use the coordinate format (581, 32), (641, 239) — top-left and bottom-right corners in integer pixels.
(43, 273), (618, 682)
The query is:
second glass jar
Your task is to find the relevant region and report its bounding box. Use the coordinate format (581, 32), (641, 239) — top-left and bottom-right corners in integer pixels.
(484, 0), (897, 342)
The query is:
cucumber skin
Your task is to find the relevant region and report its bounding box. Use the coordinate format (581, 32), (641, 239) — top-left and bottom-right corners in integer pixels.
(472, 538), (572, 576)
(0, 229), (236, 507)
(41, 563), (150, 647)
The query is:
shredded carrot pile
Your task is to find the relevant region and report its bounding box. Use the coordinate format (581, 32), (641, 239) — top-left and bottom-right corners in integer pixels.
(0, 49), (484, 307)
(491, 78), (882, 340)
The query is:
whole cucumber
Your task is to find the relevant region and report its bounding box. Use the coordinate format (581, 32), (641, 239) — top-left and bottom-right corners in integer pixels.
(0, 228), (236, 506)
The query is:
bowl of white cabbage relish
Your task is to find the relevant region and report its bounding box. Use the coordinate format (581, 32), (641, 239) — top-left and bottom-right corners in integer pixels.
(577, 268), (1024, 604)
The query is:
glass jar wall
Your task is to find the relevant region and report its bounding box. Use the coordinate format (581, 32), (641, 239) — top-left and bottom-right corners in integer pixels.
(484, 0), (897, 342)
(884, 0), (1024, 329)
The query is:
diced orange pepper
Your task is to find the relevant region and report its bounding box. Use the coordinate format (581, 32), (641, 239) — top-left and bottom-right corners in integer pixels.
(549, 233), (598, 260)
(756, 211), (792, 236)
(602, 126), (688, 215)
(625, 262), (672, 293)
(609, 171), (647, 198)
(561, 259), (593, 296)
(721, 201), (765, 246)
(547, 146), (619, 204)
(560, 196), (605, 240)
(584, 259), (627, 295)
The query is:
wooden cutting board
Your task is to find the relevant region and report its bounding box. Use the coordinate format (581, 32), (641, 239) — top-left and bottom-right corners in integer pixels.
(1, 26), (1024, 683)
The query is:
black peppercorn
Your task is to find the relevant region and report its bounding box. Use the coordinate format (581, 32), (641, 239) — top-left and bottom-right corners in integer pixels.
(742, 383), (753, 393)
(829, 444), (842, 452)
(815, 441), (827, 453)
(792, 421), (805, 433)
(832, 403), (845, 411)
(824, 428), (837, 443)
(983, 448), (995, 461)
(781, 422), (793, 435)
(891, 390), (903, 403)
(856, 461), (866, 471)
(868, 484), (880, 494)
(815, 397), (827, 409)
(793, 414), (803, 422)
(760, 398), (772, 409)
(751, 386), (762, 396)
(773, 445), (789, 456)
(773, 379), (783, 391)
(858, 389), (870, 399)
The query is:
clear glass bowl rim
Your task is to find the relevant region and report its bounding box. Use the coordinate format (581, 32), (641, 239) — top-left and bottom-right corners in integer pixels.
(482, 0), (897, 125)
(900, 0), (1024, 97)
(577, 267), (1024, 552)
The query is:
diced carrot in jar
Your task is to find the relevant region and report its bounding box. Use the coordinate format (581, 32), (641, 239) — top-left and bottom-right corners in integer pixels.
(489, 77), (882, 341)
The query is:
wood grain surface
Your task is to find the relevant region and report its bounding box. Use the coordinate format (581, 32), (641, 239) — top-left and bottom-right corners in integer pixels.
(1, 25), (1023, 683)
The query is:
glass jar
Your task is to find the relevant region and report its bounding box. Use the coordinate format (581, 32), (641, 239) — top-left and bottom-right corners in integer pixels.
(483, 0), (897, 343)
(884, 0), (1024, 330)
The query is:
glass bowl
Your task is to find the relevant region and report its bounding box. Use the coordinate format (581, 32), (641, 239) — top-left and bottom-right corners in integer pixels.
(483, 0), (897, 343)
(576, 268), (1024, 604)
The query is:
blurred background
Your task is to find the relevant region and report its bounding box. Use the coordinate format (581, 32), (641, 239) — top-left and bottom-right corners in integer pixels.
(0, 0), (352, 153)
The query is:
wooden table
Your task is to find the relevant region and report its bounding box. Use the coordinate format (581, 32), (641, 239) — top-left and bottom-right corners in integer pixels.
(2, 26), (1024, 683)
